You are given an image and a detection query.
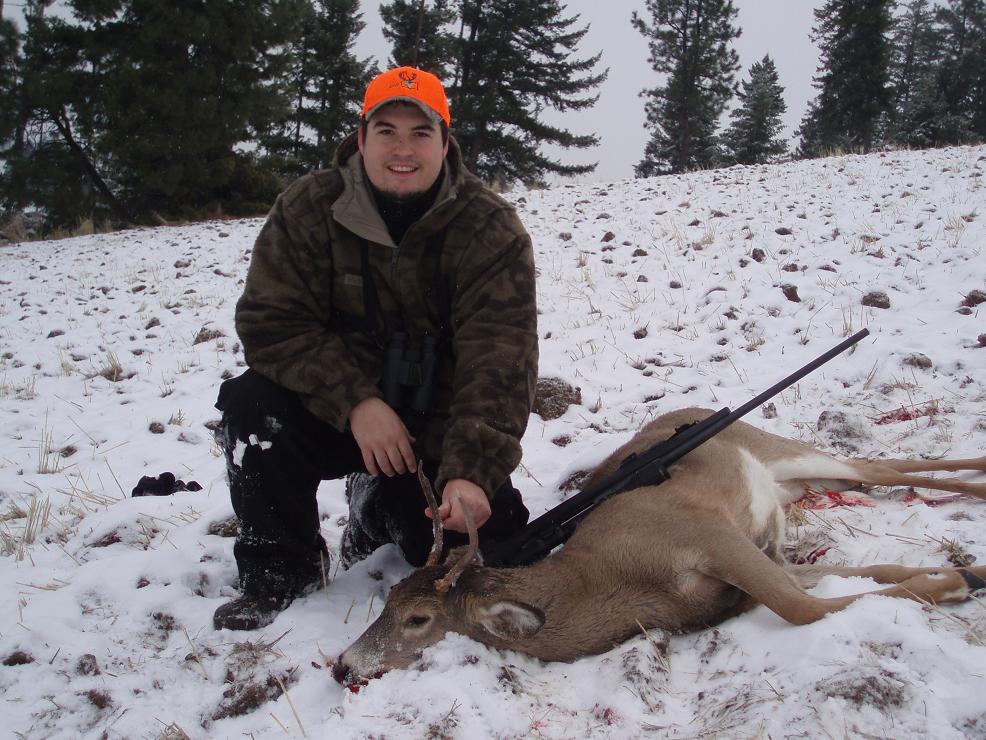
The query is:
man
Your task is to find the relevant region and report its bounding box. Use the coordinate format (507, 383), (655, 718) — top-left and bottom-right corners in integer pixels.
(212, 67), (538, 631)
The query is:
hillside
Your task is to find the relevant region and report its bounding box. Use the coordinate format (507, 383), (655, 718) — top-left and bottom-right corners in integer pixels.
(1, 145), (985, 738)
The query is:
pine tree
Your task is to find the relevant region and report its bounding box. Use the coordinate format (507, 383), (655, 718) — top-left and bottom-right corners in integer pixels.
(0, 15), (19, 154)
(935, 0), (986, 140)
(724, 55), (787, 165)
(883, 0), (951, 147)
(797, 0), (893, 157)
(448, 0), (607, 185)
(2, 2), (121, 227)
(632, 0), (741, 177)
(92, 0), (302, 219)
(265, 0), (375, 177)
(379, 0), (457, 77)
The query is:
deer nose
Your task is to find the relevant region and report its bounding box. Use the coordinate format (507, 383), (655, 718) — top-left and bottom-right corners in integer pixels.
(332, 660), (352, 685)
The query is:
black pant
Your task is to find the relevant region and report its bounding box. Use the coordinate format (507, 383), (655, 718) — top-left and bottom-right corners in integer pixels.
(215, 369), (529, 597)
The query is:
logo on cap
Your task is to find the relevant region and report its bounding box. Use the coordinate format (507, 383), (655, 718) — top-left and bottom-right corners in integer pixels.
(396, 70), (419, 91)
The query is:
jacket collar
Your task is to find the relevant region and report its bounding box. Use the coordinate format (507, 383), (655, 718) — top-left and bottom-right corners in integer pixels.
(330, 132), (471, 247)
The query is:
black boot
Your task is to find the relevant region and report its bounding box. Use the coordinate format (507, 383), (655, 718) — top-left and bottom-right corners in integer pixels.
(213, 593), (293, 631)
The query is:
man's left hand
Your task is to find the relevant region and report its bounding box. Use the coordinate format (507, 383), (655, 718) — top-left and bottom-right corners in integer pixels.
(426, 479), (491, 533)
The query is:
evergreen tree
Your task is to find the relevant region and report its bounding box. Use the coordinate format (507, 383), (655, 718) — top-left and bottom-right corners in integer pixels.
(1, 2), (119, 227)
(0, 15), (19, 154)
(448, 0), (607, 185)
(882, 0), (952, 146)
(265, 0), (375, 177)
(632, 0), (741, 177)
(380, 0), (457, 77)
(797, 0), (893, 157)
(935, 0), (986, 140)
(90, 0), (302, 219)
(724, 55), (787, 165)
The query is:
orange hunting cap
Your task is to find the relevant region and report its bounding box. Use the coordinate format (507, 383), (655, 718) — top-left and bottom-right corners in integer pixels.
(362, 66), (451, 127)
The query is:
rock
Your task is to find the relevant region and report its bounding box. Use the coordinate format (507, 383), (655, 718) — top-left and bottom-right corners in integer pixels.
(762, 402), (778, 419)
(817, 409), (873, 455)
(533, 377), (582, 420)
(962, 289), (986, 307)
(775, 227), (793, 235)
(751, 248), (766, 263)
(669, 280), (682, 289)
(781, 284), (801, 302)
(862, 291), (891, 309)
(977, 334), (986, 347)
(601, 231), (615, 242)
(77, 654), (101, 676)
(902, 353), (932, 369)
(3, 650), (34, 666)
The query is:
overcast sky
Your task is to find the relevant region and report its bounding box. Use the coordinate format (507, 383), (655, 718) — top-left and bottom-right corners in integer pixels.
(4, 0), (824, 183)
(355, 1), (824, 182)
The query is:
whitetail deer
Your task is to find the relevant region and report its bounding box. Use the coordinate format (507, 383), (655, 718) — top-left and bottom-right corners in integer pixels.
(334, 407), (986, 684)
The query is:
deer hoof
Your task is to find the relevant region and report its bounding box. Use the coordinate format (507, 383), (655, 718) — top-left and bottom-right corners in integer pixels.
(958, 568), (986, 596)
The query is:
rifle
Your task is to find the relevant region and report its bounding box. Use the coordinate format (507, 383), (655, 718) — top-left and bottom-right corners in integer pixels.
(480, 328), (870, 567)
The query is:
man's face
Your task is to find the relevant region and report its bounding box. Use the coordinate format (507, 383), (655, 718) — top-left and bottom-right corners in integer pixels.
(358, 102), (448, 201)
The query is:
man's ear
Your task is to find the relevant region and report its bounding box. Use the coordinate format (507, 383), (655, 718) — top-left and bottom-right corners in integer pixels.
(357, 124), (365, 153)
(475, 600), (545, 641)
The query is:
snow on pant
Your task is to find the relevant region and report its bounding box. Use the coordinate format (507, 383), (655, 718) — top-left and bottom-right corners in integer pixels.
(215, 369), (530, 596)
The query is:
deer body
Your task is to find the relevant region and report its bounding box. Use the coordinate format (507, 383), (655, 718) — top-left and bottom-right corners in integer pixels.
(335, 408), (986, 682)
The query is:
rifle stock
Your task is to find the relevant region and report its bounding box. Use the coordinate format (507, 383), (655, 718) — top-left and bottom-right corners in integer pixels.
(481, 328), (870, 567)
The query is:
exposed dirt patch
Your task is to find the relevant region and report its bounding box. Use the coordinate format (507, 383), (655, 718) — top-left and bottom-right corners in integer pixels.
(533, 377), (581, 420)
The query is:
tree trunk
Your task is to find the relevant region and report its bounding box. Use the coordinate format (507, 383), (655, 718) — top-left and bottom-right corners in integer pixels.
(50, 107), (128, 220)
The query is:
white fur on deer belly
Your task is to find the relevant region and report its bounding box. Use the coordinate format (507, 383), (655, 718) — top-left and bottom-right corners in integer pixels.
(738, 448), (785, 538)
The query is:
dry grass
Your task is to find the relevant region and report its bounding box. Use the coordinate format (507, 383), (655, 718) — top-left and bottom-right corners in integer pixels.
(37, 413), (62, 474)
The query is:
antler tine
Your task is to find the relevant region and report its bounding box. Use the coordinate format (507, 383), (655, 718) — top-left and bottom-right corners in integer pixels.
(435, 490), (480, 593)
(418, 464), (444, 567)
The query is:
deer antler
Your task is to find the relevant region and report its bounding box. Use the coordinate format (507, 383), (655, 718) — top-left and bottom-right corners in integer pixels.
(418, 465), (444, 567)
(435, 490), (480, 593)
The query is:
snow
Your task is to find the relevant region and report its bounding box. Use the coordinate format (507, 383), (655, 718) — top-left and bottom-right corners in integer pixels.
(1, 145), (985, 738)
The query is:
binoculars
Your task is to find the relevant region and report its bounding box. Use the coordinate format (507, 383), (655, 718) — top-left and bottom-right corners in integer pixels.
(382, 332), (439, 414)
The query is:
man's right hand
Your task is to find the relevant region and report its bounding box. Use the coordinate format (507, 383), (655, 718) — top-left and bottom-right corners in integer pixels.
(348, 397), (417, 477)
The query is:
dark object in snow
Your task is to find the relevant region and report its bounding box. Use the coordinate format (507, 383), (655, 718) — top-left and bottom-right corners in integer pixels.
(862, 291), (891, 309)
(751, 248), (766, 262)
(781, 284), (801, 302)
(817, 409), (872, 455)
(131, 472), (202, 497)
(977, 334), (986, 348)
(3, 650), (34, 666)
(962, 289), (986, 307)
(533, 377), (582, 420)
(76, 654), (101, 676)
(902, 352), (932, 369)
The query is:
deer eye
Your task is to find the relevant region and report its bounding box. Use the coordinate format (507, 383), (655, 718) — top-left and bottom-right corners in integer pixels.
(406, 615), (431, 628)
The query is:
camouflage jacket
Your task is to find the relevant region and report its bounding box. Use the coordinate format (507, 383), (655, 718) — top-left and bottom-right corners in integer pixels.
(235, 133), (538, 498)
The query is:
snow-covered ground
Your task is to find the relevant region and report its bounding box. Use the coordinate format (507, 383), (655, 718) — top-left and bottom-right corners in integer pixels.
(1, 145), (985, 739)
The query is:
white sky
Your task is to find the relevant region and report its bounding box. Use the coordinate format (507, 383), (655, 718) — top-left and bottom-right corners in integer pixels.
(4, 0), (823, 182)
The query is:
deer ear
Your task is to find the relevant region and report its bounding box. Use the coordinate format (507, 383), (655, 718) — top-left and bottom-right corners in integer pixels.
(476, 600), (545, 640)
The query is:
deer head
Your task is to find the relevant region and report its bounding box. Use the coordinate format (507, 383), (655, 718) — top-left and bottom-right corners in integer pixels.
(332, 470), (544, 686)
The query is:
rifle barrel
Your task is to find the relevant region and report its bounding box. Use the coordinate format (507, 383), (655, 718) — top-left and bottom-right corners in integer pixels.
(482, 328), (871, 567)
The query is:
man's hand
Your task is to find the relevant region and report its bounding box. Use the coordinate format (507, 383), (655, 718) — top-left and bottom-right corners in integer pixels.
(348, 397), (416, 477)
(426, 479), (491, 532)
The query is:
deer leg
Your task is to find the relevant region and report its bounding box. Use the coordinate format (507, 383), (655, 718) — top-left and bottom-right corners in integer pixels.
(841, 459), (986, 500)
(787, 562), (986, 590)
(859, 456), (986, 475)
(699, 527), (986, 626)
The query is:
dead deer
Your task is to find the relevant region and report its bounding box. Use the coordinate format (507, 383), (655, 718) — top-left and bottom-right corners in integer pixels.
(334, 407), (986, 684)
